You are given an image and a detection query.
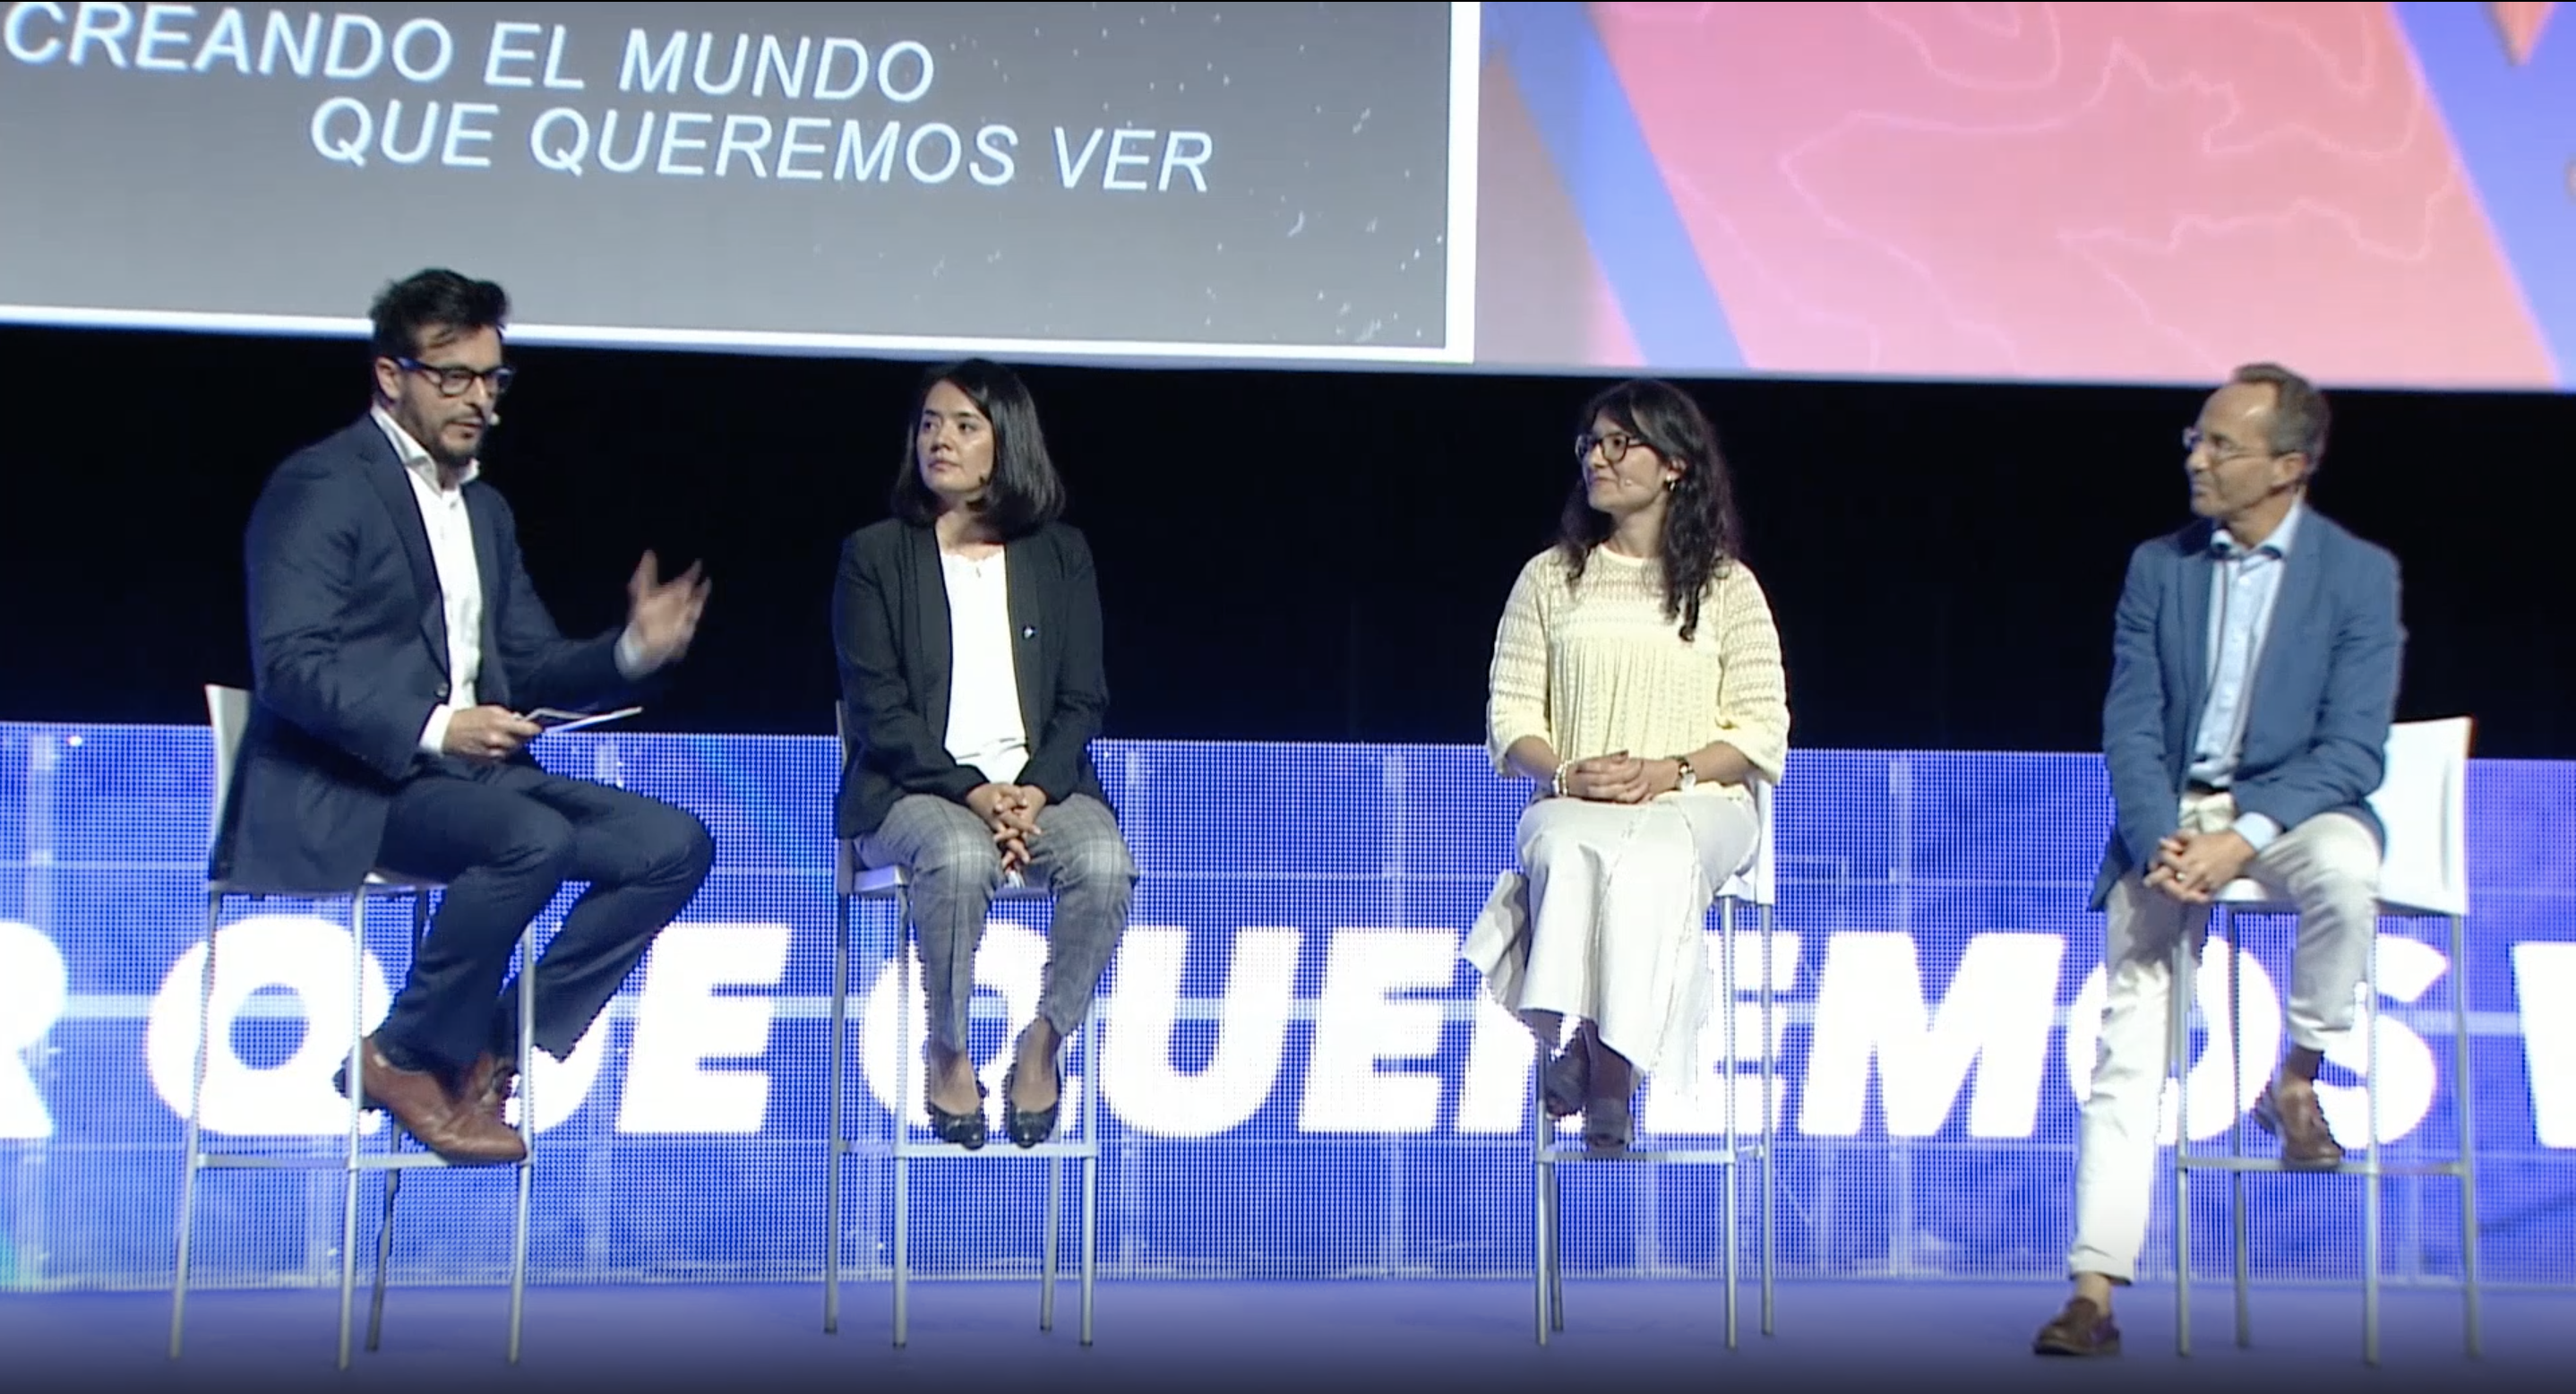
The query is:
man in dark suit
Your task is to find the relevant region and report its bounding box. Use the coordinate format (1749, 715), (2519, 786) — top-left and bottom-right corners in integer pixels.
(219, 268), (716, 1164)
(2034, 362), (2403, 1356)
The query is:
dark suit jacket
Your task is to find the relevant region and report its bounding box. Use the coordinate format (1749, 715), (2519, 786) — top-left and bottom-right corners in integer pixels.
(2091, 505), (2404, 909)
(832, 518), (1111, 839)
(214, 415), (642, 892)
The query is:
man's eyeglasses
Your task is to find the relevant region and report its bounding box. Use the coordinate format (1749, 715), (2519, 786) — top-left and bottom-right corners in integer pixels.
(398, 357), (515, 398)
(1575, 430), (1650, 466)
(2181, 426), (2271, 463)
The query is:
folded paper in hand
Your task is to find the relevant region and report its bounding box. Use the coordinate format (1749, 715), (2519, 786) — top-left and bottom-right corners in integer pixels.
(526, 706), (643, 735)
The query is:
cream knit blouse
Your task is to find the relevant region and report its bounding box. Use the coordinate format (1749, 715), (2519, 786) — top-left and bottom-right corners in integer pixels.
(1485, 546), (1791, 787)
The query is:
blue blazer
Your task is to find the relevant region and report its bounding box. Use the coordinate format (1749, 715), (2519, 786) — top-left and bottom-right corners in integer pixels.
(2091, 506), (2404, 910)
(213, 417), (642, 893)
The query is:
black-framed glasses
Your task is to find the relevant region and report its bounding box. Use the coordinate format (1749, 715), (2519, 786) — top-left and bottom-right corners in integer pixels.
(1575, 430), (1650, 465)
(397, 357), (515, 398)
(2181, 426), (2270, 463)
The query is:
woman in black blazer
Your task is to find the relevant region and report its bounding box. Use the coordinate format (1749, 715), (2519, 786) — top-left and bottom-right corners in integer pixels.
(831, 357), (1138, 1149)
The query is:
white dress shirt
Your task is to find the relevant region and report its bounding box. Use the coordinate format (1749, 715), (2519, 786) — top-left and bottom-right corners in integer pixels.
(371, 407), (648, 759)
(938, 547), (1029, 786)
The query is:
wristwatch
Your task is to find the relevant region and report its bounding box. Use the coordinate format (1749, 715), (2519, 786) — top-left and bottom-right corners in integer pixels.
(1670, 756), (1696, 793)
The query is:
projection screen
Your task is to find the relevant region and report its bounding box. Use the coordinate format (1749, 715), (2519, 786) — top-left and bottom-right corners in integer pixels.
(4, 1), (2572, 388)
(0, 1), (1479, 364)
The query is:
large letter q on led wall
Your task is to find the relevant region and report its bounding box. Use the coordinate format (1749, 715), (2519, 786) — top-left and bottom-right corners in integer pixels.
(144, 915), (393, 1137)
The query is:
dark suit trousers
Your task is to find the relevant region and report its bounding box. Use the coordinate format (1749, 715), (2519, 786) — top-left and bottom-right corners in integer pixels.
(373, 758), (715, 1072)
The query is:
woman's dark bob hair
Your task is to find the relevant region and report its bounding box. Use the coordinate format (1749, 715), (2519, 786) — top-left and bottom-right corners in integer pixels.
(889, 357), (1067, 539)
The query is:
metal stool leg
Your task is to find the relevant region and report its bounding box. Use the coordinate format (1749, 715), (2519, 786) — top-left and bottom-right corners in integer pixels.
(1546, 1159), (1564, 1331)
(2364, 923), (2383, 1367)
(1530, 1054), (1550, 1345)
(892, 1153), (911, 1347)
(892, 887), (913, 1350)
(1760, 903), (1775, 1338)
(335, 889), (371, 1370)
(2451, 911), (2481, 1359)
(2228, 918), (2250, 1348)
(1722, 899), (1739, 1352)
(1079, 1009), (1098, 1347)
(1722, 1158), (1739, 1350)
(825, 891), (851, 1335)
(1532, 1151), (1552, 1345)
(2172, 921), (2195, 1357)
(1079, 1149), (1098, 1347)
(506, 923), (535, 1364)
(367, 891), (433, 1355)
(168, 890), (223, 1359)
(365, 1172), (402, 1352)
(1041, 1157), (1062, 1331)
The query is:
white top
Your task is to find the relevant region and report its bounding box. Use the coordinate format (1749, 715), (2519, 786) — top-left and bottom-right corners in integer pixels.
(1486, 546), (1792, 788)
(372, 406), (649, 758)
(940, 547), (1030, 785)
(374, 407), (485, 758)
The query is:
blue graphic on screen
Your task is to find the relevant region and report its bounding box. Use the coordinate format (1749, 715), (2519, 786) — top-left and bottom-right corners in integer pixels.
(0, 725), (2570, 1292)
(2395, 1), (2576, 384)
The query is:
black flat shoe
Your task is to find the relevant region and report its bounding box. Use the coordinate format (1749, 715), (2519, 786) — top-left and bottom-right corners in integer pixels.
(1001, 1062), (1061, 1149)
(925, 1083), (988, 1149)
(1582, 1094), (1632, 1154)
(1541, 1047), (1589, 1119)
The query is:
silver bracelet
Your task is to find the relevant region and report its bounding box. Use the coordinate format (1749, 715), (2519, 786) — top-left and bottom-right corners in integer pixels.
(1550, 761), (1570, 798)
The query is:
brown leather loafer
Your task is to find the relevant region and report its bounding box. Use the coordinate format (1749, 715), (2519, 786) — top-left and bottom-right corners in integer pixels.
(343, 1035), (527, 1166)
(2252, 1078), (2345, 1168)
(459, 1050), (521, 1126)
(2032, 1297), (2122, 1356)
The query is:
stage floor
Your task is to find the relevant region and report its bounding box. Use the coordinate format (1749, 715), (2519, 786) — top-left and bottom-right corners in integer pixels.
(3, 1279), (2561, 1394)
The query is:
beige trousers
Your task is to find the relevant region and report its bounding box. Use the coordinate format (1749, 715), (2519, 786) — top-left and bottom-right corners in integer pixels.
(2065, 793), (2381, 1281)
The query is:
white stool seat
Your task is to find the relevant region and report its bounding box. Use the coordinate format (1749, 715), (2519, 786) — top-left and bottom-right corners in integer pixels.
(2168, 717), (2480, 1365)
(1531, 778), (1781, 1349)
(823, 705), (1101, 1348)
(171, 684), (534, 1371)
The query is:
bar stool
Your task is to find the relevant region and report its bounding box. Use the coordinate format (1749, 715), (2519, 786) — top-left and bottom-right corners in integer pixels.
(1533, 779), (1780, 1347)
(170, 685), (535, 1369)
(821, 706), (1101, 1347)
(2170, 717), (2479, 1365)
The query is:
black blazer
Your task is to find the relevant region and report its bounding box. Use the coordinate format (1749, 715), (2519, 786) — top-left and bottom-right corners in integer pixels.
(832, 517), (1111, 839)
(213, 416), (643, 892)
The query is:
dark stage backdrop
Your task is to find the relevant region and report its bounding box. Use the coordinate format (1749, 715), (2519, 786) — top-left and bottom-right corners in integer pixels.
(0, 325), (2563, 757)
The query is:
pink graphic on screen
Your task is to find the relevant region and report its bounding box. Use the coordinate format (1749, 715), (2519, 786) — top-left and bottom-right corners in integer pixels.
(1475, 2), (2561, 388)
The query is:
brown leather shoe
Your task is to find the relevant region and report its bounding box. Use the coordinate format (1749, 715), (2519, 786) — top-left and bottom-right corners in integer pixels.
(342, 1035), (527, 1166)
(2252, 1078), (2345, 1168)
(459, 1050), (520, 1126)
(2032, 1297), (2122, 1356)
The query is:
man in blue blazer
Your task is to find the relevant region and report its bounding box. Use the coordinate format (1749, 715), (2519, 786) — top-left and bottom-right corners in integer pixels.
(217, 269), (716, 1164)
(2035, 362), (2404, 1357)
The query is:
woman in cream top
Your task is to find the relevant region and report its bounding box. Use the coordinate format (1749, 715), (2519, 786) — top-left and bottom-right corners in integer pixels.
(1463, 378), (1790, 1152)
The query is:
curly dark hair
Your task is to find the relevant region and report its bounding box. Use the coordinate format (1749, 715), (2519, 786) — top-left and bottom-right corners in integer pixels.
(1556, 378), (1745, 642)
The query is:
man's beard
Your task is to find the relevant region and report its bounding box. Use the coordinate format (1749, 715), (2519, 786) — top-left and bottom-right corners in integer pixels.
(425, 415), (485, 471)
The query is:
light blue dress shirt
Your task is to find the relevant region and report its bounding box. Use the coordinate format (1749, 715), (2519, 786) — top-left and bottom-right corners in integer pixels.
(2186, 500), (2305, 851)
